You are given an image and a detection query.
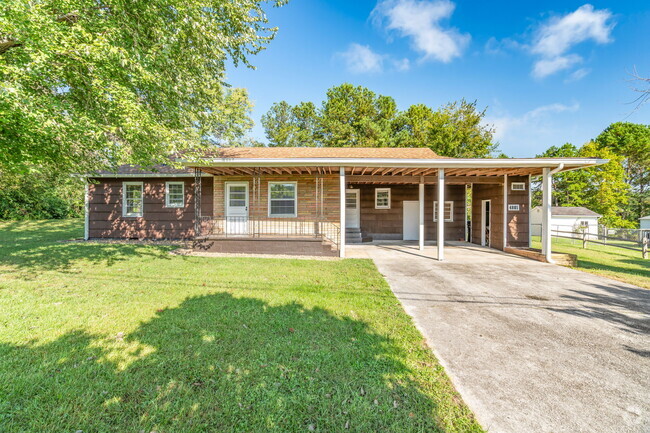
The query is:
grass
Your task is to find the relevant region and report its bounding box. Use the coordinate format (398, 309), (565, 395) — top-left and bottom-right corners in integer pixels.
(0, 219), (482, 433)
(532, 235), (650, 289)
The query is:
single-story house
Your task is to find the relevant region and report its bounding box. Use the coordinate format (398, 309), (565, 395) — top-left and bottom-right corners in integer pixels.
(530, 206), (601, 237)
(85, 147), (606, 261)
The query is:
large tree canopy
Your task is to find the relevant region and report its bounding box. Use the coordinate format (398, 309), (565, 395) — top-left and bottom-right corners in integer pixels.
(595, 122), (650, 221)
(261, 83), (498, 158)
(532, 141), (631, 228)
(0, 0), (284, 174)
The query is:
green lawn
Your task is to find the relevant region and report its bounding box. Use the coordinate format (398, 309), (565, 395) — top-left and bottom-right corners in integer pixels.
(532, 236), (650, 289)
(0, 219), (482, 433)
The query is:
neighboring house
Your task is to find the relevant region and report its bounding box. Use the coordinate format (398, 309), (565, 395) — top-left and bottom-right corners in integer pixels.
(641, 216), (650, 240)
(85, 147), (605, 260)
(530, 206), (601, 237)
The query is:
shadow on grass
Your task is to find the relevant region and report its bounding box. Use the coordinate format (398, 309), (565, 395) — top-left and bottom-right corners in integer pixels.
(576, 258), (650, 281)
(0, 219), (172, 273)
(0, 293), (473, 432)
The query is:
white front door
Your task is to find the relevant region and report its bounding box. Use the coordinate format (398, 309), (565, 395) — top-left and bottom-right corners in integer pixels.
(403, 200), (419, 241)
(345, 189), (360, 229)
(225, 182), (249, 235)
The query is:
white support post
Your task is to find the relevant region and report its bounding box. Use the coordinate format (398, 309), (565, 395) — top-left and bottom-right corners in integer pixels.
(437, 169), (445, 261)
(526, 174), (533, 248)
(84, 182), (89, 241)
(419, 178), (425, 251)
(503, 174), (508, 249)
(339, 167), (346, 258)
(542, 167), (553, 263)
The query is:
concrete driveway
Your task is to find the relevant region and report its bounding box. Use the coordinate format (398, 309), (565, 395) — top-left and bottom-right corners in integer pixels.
(348, 243), (650, 433)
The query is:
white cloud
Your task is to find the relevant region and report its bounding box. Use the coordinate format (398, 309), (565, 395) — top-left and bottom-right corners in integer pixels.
(372, 0), (470, 63)
(487, 102), (580, 141)
(484, 36), (523, 56)
(338, 43), (385, 74)
(393, 58), (411, 71)
(532, 54), (582, 78)
(530, 4), (614, 78)
(565, 67), (591, 82)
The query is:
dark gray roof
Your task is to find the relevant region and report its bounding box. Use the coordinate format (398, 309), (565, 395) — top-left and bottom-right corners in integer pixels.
(551, 206), (601, 217)
(533, 206), (601, 217)
(91, 164), (194, 177)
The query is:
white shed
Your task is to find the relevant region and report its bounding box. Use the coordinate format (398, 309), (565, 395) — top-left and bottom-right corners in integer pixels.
(641, 216), (650, 240)
(641, 216), (650, 230)
(531, 206), (601, 237)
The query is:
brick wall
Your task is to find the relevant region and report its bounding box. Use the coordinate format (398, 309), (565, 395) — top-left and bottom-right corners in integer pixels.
(213, 174), (340, 222)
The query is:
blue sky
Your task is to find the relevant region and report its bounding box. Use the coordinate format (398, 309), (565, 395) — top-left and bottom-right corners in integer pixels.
(226, 0), (650, 157)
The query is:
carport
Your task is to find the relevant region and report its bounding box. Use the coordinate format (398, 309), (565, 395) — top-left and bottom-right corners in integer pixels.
(348, 243), (650, 433)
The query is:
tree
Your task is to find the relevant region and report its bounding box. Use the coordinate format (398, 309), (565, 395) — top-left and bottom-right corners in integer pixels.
(595, 122), (650, 221)
(393, 99), (497, 157)
(318, 84), (397, 147)
(532, 142), (631, 227)
(0, 0), (284, 175)
(577, 142), (631, 227)
(261, 101), (318, 146)
(261, 101), (295, 146)
(261, 85), (499, 157)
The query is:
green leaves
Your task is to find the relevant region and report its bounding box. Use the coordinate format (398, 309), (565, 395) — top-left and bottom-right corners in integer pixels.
(533, 141), (633, 228)
(261, 84), (498, 157)
(595, 122), (650, 222)
(0, 0), (281, 174)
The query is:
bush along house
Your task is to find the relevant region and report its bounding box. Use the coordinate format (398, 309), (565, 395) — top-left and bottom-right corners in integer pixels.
(85, 147), (606, 261)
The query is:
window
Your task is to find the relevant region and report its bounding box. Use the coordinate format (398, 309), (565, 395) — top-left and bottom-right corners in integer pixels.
(374, 188), (391, 209)
(508, 204), (520, 211)
(433, 201), (454, 222)
(579, 221), (589, 228)
(123, 182), (143, 217)
(268, 182), (297, 217)
(511, 182), (526, 191)
(165, 181), (185, 208)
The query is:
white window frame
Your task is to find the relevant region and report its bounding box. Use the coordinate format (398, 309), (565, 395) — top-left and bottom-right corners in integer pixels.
(374, 188), (391, 209)
(511, 182), (526, 191)
(122, 181), (143, 218)
(579, 220), (589, 228)
(433, 201), (454, 222)
(268, 181), (298, 218)
(508, 204), (520, 211)
(165, 181), (185, 208)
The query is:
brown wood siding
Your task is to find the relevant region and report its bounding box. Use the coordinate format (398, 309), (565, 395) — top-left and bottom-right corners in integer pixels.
(213, 174), (340, 222)
(471, 183), (504, 250)
(470, 177), (529, 250)
(351, 184), (466, 241)
(88, 177), (213, 239)
(506, 176), (530, 248)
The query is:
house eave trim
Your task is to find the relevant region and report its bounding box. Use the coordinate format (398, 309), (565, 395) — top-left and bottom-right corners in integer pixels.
(181, 157), (608, 170)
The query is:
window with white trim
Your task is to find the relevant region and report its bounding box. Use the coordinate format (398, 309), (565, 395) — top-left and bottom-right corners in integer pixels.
(123, 182), (143, 217)
(165, 181), (185, 208)
(433, 201), (454, 222)
(579, 221), (589, 228)
(268, 182), (297, 217)
(374, 188), (391, 209)
(511, 182), (526, 191)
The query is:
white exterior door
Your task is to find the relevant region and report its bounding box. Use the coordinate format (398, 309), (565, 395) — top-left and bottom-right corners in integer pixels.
(345, 189), (360, 229)
(403, 201), (419, 241)
(225, 182), (249, 234)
